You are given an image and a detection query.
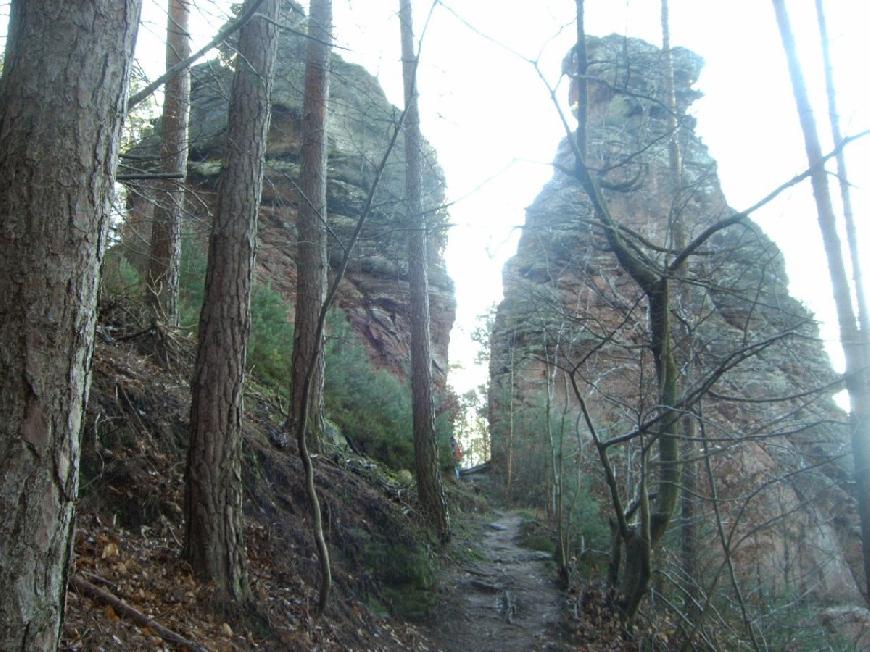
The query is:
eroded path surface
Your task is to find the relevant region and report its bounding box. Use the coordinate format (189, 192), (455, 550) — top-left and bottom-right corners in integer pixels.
(429, 511), (571, 651)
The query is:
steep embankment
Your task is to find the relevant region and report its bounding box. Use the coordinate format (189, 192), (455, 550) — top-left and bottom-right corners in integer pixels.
(65, 322), (447, 650)
(489, 33), (862, 618)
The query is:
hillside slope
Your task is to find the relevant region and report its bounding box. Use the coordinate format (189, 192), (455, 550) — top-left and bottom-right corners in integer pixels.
(64, 310), (451, 650)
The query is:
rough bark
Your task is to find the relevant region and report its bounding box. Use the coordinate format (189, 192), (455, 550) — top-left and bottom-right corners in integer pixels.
(146, 0), (191, 326)
(399, 0), (451, 542)
(0, 1), (141, 648)
(184, 0), (279, 602)
(774, 0), (870, 602)
(290, 0), (332, 449)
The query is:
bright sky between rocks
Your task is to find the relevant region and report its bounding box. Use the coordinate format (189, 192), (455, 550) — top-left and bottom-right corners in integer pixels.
(325, 0), (870, 401)
(4, 0), (865, 402)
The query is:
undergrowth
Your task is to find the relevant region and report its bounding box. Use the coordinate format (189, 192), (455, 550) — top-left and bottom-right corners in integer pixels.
(103, 241), (456, 474)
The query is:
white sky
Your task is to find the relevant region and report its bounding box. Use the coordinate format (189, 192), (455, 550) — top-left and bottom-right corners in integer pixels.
(323, 0), (870, 398)
(4, 1), (866, 400)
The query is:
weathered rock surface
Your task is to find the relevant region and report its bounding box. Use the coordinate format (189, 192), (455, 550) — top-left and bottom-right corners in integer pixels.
(819, 606), (870, 649)
(488, 35), (862, 607)
(124, 1), (454, 382)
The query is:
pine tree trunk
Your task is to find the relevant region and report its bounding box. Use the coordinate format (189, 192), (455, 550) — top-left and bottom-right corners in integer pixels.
(399, 0), (450, 542)
(774, 0), (870, 602)
(290, 0), (332, 449)
(0, 1), (141, 648)
(184, 0), (279, 602)
(146, 0), (191, 326)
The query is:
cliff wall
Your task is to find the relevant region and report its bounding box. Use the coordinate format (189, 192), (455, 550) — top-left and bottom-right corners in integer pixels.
(488, 35), (862, 605)
(125, 2), (454, 383)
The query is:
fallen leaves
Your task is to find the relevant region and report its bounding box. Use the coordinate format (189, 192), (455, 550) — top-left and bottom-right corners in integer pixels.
(104, 605), (120, 623)
(101, 542), (119, 559)
(63, 338), (437, 651)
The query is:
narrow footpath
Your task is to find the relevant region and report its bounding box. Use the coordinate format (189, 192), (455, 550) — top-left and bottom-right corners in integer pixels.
(429, 511), (571, 651)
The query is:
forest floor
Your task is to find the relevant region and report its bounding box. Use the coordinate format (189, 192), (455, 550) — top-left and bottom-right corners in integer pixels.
(427, 510), (572, 652)
(57, 304), (629, 650)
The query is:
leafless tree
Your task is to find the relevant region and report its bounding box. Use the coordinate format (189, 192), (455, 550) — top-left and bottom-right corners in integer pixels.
(774, 0), (870, 603)
(483, 4), (863, 634)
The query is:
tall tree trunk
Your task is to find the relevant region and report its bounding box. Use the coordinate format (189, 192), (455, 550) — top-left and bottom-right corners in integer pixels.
(146, 0), (191, 327)
(660, 0), (699, 612)
(399, 0), (450, 542)
(0, 1), (141, 648)
(773, 0), (870, 602)
(184, 0), (279, 602)
(815, 0), (870, 336)
(290, 0), (332, 450)
(544, 345), (569, 587)
(289, 0), (334, 616)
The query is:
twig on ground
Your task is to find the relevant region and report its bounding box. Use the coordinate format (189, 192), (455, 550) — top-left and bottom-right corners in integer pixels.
(70, 575), (209, 652)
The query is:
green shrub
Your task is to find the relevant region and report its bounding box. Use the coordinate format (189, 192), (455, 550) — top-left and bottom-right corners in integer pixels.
(248, 283), (294, 387)
(518, 513), (557, 555)
(170, 238), (453, 470)
(325, 311), (456, 470)
(565, 475), (610, 574)
(177, 240), (294, 387)
(178, 237), (207, 330)
(101, 249), (142, 299)
(364, 536), (436, 621)
(324, 311), (415, 469)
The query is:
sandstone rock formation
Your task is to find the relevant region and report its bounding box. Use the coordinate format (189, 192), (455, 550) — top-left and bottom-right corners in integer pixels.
(123, 1), (454, 383)
(488, 34), (863, 609)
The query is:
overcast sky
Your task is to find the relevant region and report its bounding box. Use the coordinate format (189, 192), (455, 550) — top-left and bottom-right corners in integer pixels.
(5, 1), (866, 400)
(322, 0), (870, 397)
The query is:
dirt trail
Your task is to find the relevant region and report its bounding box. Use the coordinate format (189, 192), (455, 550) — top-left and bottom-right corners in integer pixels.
(429, 511), (571, 651)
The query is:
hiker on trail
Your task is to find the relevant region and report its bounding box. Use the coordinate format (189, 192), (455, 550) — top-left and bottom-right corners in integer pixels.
(451, 436), (463, 480)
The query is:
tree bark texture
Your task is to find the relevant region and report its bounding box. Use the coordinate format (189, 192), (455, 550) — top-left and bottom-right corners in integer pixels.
(290, 0), (332, 449)
(0, 1), (141, 648)
(399, 0), (451, 542)
(774, 0), (870, 601)
(184, 0), (279, 602)
(146, 0), (191, 326)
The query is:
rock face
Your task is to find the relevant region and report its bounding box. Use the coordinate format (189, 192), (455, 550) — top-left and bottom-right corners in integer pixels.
(488, 35), (863, 607)
(125, 1), (454, 383)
